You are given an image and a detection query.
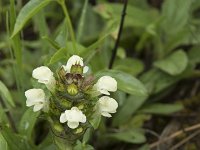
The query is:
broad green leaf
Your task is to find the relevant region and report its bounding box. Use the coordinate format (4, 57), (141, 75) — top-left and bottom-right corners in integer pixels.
(0, 80), (15, 107)
(113, 95), (147, 126)
(94, 3), (156, 28)
(96, 70), (148, 96)
(0, 133), (8, 150)
(154, 50), (188, 75)
(19, 108), (40, 139)
(82, 129), (92, 144)
(139, 103), (183, 115)
(140, 65), (193, 95)
(11, 0), (53, 37)
(114, 58), (144, 76)
(127, 114), (151, 128)
(161, 0), (192, 35)
(89, 110), (101, 129)
(105, 129), (146, 144)
(188, 46), (200, 65)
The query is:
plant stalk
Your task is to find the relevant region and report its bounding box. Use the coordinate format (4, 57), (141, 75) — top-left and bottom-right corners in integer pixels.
(108, 0), (128, 69)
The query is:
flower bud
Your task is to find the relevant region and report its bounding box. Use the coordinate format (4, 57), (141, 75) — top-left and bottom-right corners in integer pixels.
(67, 83), (78, 96)
(70, 64), (83, 74)
(53, 122), (64, 133)
(60, 99), (72, 109)
(74, 127), (83, 134)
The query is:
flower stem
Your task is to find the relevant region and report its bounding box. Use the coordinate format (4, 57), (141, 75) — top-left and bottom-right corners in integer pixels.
(108, 0), (128, 69)
(59, 0), (77, 53)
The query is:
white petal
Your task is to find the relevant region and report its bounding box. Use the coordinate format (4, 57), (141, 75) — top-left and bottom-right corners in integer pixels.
(98, 96), (118, 115)
(69, 108), (82, 122)
(60, 113), (68, 123)
(101, 111), (112, 117)
(83, 66), (89, 73)
(25, 89), (45, 101)
(62, 65), (67, 71)
(32, 66), (53, 84)
(33, 103), (44, 112)
(45, 76), (56, 91)
(67, 121), (79, 129)
(65, 55), (84, 73)
(99, 89), (110, 95)
(71, 107), (79, 111)
(106, 97), (118, 112)
(95, 76), (117, 94)
(64, 107), (86, 124)
(80, 114), (86, 123)
(26, 99), (35, 107)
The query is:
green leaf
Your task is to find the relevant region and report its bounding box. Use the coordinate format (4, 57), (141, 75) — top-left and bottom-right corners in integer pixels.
(89, 110), (101, 129)
(96, 70), (148, 96)
(114, 58), (144, 76)
(139, 103), (183, 115)
(82, 129), (92, 144)
(105, 129), (146, 144)
(80, 33), (111, 58)
(19, 108), (40, 139)
(188, 46), (200, 65)
(11, 0), (53, 37)
(77, 0), (89, 42)
(1, 127), (30, 150)
(42, 36), (61, 50)
(161, 0), (193, 35)
(95, 3), (156, 28)
(0, 133), (8, 150)
(0, 80), (15, 107)
(154, 50), (188, 75)
(48, 47), (69, 65)
(113, 95), (147, 126)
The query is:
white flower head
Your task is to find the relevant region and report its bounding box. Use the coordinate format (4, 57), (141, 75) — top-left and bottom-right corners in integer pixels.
(94, 76), (117, 95)
(25, 89), (46, 112)
(60, 107), (86, 129)
(32, 66), (56, 90)
(63, 55), (89, 73)
(98, 96), (118, 117)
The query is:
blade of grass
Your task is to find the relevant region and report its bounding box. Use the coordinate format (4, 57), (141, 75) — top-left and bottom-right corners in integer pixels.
(33, 9), (50, 53)
(58, 0), (77, 53)
(8, 0), (25, 105)
(76, 0), (88, 43)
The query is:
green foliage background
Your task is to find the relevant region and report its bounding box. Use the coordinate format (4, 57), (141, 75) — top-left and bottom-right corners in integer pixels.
(0, 0), (200, 149)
